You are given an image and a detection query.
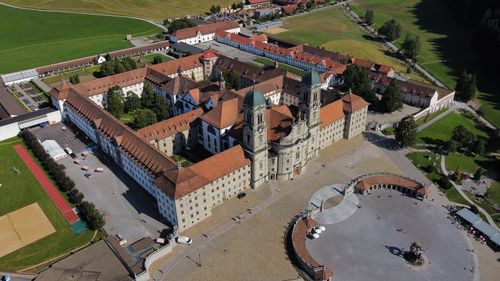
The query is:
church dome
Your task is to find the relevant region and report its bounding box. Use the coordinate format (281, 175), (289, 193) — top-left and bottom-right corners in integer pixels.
(243, 87), (266, 109)
(301, 70), (320, 86)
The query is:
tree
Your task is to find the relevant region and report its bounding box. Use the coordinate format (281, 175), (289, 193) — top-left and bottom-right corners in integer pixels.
(342, 65), (378, 107)
(364, 9), (374, 25)
(402, 34), (421, 61)
(395, 115), (417, 147)
(451, 125), (476, 150)
(471, 139), (485, 155)
(106, 86), (124, 118)
(224, 70), (242, 90)
(152, 55), (165, 64)
(140, 82), (156, 108)
(69, 74), (80, 84)
(379, 80), (402, 112)
(124, 93), (141, 113)
(437, 175), (452, 190)
(210, 5), (221, 14)
(165, 18), (196, 33)
(445, 139), (459, 153)
(151, 95), (170, 121)
(473, 168), (484, 180)
(453, 165), (462, 183)
(378, 19), (401, 41)
(132, 109), (157, 129)
(455, 70), (477, 101)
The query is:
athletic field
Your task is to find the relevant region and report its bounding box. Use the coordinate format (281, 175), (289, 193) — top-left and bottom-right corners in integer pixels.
(0, 4), (161, 73)
(0, 203), (56, 258)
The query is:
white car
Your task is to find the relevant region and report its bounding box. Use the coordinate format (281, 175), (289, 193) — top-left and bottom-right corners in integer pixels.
(176, 236), (192, 245)
(309, 232), (320, 239)
(312, 227), (322, 234)
(317, 225), (326, 232)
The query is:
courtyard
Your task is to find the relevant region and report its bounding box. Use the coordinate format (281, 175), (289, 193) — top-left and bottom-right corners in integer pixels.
(32, 122), (169, 245)
(307, 188), (475, 281)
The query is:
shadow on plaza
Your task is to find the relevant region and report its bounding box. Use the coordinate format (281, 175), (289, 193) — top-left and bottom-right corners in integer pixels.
(384, 245), (405, 258)
(363, 132), (401, 151)
(94, 150), (171, 227)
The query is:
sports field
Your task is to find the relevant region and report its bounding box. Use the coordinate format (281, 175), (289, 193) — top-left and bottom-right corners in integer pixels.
(0, 0), (235, 21)
(0, 4), (161, 73)
(0, 203), (56, 258)
(273, 6), (424, 81)
(351, 0), (500, 128)
(0, 137), (95, 271)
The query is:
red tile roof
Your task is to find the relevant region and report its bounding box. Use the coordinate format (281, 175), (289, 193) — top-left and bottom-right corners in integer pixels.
(191, 145), (250, 182)
(200, 98), (239, 129)
(354, 174), (430, 195)
(76, 68), (147, 97)
(267, 105), (293, 142)
(320, 99), (345, 129)
(172, 21), (239, 41)
(342, 92), (369, 113)
(138, 108), (203, 141)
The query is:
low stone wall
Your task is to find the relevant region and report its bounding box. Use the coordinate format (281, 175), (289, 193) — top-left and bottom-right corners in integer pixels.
(135, 243), (173, 281)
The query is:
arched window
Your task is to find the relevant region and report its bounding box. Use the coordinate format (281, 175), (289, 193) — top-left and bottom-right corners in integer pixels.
(257, 114), (263, 124)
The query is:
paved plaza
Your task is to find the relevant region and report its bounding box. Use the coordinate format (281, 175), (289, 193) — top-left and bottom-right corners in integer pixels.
(307, 188), (475, 281)
(196, 41), (258, 62)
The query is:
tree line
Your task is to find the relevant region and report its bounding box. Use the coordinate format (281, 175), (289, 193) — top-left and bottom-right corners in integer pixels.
(19, 130), (105, 230)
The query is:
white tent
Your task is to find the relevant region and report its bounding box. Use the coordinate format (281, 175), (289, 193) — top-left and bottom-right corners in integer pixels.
(41, 140), (67, 161)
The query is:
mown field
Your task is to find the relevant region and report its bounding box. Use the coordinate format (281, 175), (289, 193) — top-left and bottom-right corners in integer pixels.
(273, 6), (424, 81)
(351, 0), (500, 128)
(0, 4), (161, 73)
(0, 0), (235, 21)
(0, 137), (96, 271)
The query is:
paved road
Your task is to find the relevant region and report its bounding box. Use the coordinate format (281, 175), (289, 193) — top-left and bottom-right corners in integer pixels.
(0, 2), (167, 32)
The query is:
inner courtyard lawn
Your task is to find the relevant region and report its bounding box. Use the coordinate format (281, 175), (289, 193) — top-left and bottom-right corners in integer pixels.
(351, 0), (500, 128)
(0, 0), (235, 21)
(274, 6), (424, 81)
(0, 4), (161, 73)
(0, 137), (95, 272)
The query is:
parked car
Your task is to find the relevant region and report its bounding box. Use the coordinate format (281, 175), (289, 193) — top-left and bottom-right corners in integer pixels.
(69, 152), (77, 159)
(317, 225), (326, 232)
(176, 236), (192, 245)
(84, 173), (92, 178)
(308, 232), (319, 239)
(64, 147), (73, 155)
(116, 234), (127, 246)
(237, 192), (246, 199)
(2, 275), (11, 281)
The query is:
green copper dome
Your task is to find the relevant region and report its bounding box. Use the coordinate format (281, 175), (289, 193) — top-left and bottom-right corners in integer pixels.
(301, 70), (320, 86)
(243, 87), (266, 108)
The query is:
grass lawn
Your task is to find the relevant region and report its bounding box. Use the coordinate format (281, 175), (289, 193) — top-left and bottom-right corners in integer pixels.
(381, 127), (395, 135)
(42, 65), (101, 86)
(351, 0), (500, 128)
(0, 137), (95, 271)
(0, 4), (161, 73)
(416, 112), (489, 145)
(274, 6), (425, 81)
(445, 154), (490, 175)
(0, 0), (235, 21)
(406, 151), (468, 205)
(145, 53), (172, 64)
(254, 57), (305, 76)
(415, 108), (448, 128)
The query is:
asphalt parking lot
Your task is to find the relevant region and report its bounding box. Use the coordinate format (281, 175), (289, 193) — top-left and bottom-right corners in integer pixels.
(32, 123), (168, 245)
(196, 41), (258, 62)
(306, 189), (475, 281)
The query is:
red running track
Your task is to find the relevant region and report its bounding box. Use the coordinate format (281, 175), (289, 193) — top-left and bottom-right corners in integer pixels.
(14, 144), (79, 224)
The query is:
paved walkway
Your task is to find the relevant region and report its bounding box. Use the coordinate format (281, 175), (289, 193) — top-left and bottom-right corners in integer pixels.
(308, 184), (359, 225)
(440, 156), (499, 230)
(14, 144), (79, 223)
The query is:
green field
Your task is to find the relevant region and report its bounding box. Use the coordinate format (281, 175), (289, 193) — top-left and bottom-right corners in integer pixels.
(416, 112), (489, 145)
(351, 0), (500, 128)
(273, 6), (424, 81)
(0, 0), (235, 21)
(0, 137), (96, 271)
(406, 151), (467, 205)
(0, 4), (161, 73)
